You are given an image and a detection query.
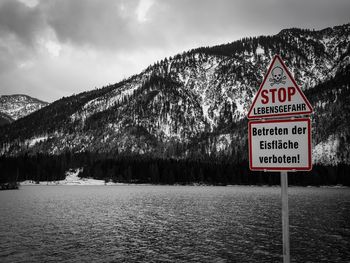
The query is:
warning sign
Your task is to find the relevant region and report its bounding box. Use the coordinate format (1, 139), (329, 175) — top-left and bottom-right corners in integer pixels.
(248, 118), (312, 171)
(248, 55), (313, 119)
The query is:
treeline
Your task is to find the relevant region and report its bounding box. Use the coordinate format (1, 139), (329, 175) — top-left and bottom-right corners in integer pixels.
(1, 153), (349, 186)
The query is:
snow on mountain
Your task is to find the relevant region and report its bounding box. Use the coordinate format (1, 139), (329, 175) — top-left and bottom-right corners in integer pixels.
(313, 135), (340, 165)
(0, 24), (350, 165)
(0, 94), (48, 121)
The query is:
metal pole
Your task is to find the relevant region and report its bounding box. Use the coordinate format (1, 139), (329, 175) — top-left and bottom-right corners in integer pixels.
(281, 171), (290, 263)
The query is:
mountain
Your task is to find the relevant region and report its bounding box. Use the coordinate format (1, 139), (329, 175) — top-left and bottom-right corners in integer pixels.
(0, 24), (349, 167)
(0, 94), (48, 123)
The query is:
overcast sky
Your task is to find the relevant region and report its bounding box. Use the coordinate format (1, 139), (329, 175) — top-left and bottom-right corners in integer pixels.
(0, 0), (349, 102)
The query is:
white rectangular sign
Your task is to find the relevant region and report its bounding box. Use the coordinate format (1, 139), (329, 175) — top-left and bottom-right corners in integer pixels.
(248, 118), (312, 171)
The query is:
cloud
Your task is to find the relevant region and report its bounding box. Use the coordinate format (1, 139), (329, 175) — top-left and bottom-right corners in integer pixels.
(136, 0), (155, 22)
(0, 0), (349, 102)
(0, 0), (46, 74)
(0, 0), (44, 46)
(3, 0), (349, 59)
(2, 0), (350, 53)
(39, 0), (140, 50)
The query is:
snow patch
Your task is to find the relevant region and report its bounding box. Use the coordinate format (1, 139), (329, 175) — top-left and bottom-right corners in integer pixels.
(20, 168), (118, 186)
(60, 168), (105, 185)
(313, 135), (340, 165)
(216, 134), (232, 152)
(235, 99), (245, 116)
(256, 45), (265, 55)
(71, 83), (140, 123)
(26, 135), (48, 147)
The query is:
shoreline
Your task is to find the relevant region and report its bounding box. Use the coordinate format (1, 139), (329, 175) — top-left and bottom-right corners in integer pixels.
(19, 182), (349, 188)
(15, 168), (349, 188)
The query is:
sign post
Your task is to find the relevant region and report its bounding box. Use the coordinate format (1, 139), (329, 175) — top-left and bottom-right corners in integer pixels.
(281, 171), (290, 263)
(247, 55), (313, 263)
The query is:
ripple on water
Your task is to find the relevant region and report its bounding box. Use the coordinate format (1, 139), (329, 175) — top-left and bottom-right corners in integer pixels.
(0, 185), (349, 263)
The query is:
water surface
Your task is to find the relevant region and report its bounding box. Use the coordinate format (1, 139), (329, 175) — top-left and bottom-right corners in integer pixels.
(0, 186), (349, 262)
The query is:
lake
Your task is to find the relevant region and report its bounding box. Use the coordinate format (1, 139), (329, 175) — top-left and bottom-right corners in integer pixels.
(0, 186), (349, 262)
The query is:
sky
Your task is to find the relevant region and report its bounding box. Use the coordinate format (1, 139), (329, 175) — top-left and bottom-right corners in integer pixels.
(0, 0), (349, 102)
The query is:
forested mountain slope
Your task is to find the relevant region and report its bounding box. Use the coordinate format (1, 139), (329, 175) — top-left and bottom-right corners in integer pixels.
(1, 24), (349, 166)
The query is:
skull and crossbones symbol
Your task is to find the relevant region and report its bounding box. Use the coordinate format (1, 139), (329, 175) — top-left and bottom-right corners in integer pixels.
(269, 66), (286, 86)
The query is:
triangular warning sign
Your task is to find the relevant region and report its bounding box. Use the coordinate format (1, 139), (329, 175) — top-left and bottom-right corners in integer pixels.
(248, 55), (313, 119)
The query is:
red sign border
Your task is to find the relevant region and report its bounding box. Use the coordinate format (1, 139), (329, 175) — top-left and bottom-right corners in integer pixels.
(248, 118), (312, 171)
(247, 55), (313, 119)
